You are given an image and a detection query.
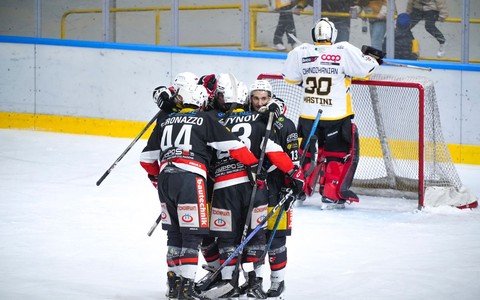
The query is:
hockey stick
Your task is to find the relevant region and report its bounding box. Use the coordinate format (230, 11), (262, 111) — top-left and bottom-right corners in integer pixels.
(196, 112), (275, 291)
(229, 111), (275, 288)
(299, 109), (322, 166)
(146, 213), (162, 237)
(253, 197), (288, 270)
(96, 110), (161, 186)
(199, 189), (294, 299)
(382, 61), (432, 71)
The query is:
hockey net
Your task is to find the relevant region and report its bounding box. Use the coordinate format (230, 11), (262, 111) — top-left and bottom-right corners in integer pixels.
(258, 73), (478, 209)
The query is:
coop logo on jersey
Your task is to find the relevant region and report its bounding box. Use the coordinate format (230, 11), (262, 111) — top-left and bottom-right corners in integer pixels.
(302, 56), (318, 63)
(321, 54), (342, 62)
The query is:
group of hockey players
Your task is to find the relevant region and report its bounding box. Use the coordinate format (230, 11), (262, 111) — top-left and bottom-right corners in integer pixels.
(140, 72), (304, 300)
(139, 17), (381, 300)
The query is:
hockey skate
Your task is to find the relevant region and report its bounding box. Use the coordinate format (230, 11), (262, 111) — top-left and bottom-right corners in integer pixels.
(321, 197), (346, 210)
(245, 272), (267, 300)
(166, 271), (181, 299)
(267, 280), (285, 300)
(177, 277), (206, 300)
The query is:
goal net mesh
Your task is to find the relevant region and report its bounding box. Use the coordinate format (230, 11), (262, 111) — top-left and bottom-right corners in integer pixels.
(258, 73), (477, 208)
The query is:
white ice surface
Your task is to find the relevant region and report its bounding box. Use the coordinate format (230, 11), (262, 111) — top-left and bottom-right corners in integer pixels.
(1, 129), (479, 300)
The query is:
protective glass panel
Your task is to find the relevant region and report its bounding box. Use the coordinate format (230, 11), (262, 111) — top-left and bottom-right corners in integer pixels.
(0, 0), (36, 37)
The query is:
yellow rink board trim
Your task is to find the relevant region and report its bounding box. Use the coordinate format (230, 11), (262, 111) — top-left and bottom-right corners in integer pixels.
(0, 112), (154, 139)
(1, 112), (479, 165)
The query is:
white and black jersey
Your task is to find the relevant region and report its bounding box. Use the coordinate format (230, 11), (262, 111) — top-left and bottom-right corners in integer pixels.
(282, 41), (379, 121)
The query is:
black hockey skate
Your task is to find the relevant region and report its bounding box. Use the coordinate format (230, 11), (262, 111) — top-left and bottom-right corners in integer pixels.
(267, 280), (285, 299)
(166, 271), (180, 299)
(321, 197), (346, 210)
(177, 277), (207, 300)
(245, 272), (267, 300)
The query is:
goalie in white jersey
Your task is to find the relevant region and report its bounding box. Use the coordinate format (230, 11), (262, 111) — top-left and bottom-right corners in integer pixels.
(282, 17), (381, 209)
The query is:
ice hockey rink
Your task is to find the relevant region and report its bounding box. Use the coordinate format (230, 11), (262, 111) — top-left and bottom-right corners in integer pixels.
(1, 129), (479, 300)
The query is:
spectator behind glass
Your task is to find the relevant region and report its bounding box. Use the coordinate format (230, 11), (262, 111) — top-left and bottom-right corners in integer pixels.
(271, 0), (300, 51)
(383, 13), (419, 60)
(359, 0), (388, 50)
(294, 0), (358, 42)
(406, 0), (448, 58)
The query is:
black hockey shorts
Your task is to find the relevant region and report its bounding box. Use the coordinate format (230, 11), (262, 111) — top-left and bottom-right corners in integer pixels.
(157, 172), (209, 235)
(210, 182), (268, 239)
(298, 116), (353, 153)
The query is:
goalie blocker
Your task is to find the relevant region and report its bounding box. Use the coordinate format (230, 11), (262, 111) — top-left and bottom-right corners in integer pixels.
(300, 117), (360, 203)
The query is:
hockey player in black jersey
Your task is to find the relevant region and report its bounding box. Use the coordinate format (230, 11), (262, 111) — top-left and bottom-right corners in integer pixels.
(140, 82), (260, 300)
(249, 79), (300, 299)
(204, 74), (304, 299)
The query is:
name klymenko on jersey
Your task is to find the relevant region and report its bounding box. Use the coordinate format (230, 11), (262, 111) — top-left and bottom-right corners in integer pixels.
(302, 67), (339, 75)
(160, 114), (204, 127)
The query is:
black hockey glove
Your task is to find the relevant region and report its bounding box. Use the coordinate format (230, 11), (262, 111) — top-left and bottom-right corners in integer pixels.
(280, 188), (296, 211)
(286, 165), (305, 195)
(148, 174), (158, 189)
(259, 97), (286, 119)
(361, 45), (386, 65)
(153, 86), (178, 112)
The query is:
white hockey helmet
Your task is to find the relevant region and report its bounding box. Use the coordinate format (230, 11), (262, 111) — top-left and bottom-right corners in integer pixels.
(216, 73), (248, 105)
(311, 18), (337, 44)
(178, 84), (208, 108)
(173, 72), (199, 92)
(250, 80), (272, 97)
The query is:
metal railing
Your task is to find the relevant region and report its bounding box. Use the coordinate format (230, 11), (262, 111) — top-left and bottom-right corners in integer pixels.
(61, 5), (480, 63)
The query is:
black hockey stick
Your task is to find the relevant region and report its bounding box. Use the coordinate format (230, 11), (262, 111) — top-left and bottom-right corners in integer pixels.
(96, 110), (161, 186)
(197, 112), (275, 292)
(146, 213), (162, 237)
(229, 111), (275, 288)
(199, 189), (294, 299)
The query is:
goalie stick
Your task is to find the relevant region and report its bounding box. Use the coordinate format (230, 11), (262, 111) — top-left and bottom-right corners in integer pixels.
(96, 110), (161, 186)
(198, 189), (294, 299)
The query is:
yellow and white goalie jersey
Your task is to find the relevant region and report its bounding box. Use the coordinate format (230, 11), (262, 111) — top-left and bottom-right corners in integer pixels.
(282, 42), (379, 121)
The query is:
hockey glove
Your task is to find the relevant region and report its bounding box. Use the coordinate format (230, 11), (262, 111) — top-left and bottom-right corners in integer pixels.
(198, 74), (217, 101)
(247, 164), (267, 189)
(153, 86), (178, 112)
(280, 188), (296, 211)
(148, 174), (158, 189)
(286, 165), (305, 195)
(361, 45), (386, 65)
(260, 97), (286, 119)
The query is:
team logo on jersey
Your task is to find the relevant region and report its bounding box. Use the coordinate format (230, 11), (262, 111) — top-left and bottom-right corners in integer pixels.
(321, 54), (342, 62)
(277, 116), (285, 122)
(213, 218), (227, 227)
(178, 204), (199, 227)
(302, 56), (318, 63)
(181, 214), (194, 223)
(211, 208), (232, 231)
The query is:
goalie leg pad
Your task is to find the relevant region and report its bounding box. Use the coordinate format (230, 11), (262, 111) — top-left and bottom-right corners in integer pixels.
(322, 158), (345, 201)
(322, 123), (360, 202)
(338, 123), (360, 202)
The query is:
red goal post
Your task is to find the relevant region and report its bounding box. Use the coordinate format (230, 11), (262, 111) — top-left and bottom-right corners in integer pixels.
(257, 73), (478, 209)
